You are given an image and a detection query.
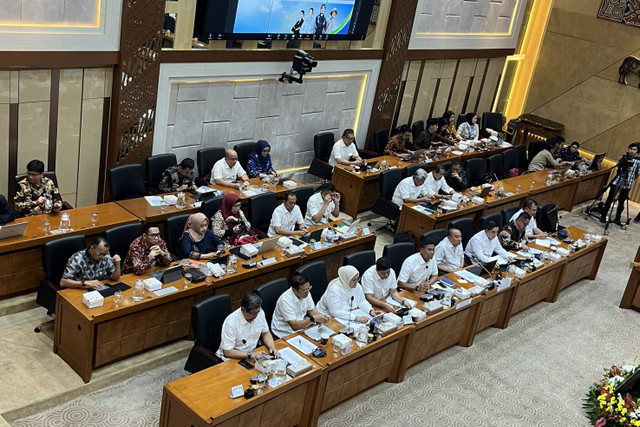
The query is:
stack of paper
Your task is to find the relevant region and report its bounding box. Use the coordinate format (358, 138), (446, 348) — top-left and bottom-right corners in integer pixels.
(285, 336), (317, 355)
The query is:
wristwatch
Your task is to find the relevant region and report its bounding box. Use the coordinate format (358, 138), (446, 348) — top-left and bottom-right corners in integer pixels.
(246, 350), (252, 360)
(307, 314), (315, 323)
(414, 284), (419, 291)
(81, 280), (86, 288)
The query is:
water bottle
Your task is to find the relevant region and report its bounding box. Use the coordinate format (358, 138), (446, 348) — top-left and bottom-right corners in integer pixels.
(176, 192), (186, 209)
(132, 279), (145, 302)
(59, 213), (71, 233)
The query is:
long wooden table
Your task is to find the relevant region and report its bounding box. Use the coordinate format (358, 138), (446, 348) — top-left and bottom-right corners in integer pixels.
(332, 146), (509, 218)
(619, 262), (640, 312)
(0, 203), (140, 298)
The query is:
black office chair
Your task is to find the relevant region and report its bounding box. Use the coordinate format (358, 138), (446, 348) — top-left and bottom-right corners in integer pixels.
(486, 154), (505, 180)
(146, 153), (177, 194)
(537, 203), (558, 232)
(290, 186), (313, 217)
(482, 112), (504, 131)
(479, 213), (503, 231)
(104, 223), (144, 262)
(382, 242), (415, 278)
(254, 278), (289, 326)
(353, 139), (378, 160)
(234, 142), (257, 172)
(343, 250), (376, 278)
(515, 145), (528, 170)
(528, 140), (546, 164)
(456, 114), (467, 128)
(108, 164), (146, 201)
(372, 129), (390, 155)
(14, 171), (73, 211)
(502, 206), (521, 226)
(296, 260), (327, 304)
(371, 168), (403, 231)
(307, 132), (335, 181)
(34, 235), (87, 333)
(465, 158), (485, 187)
(441, 161), (452, 172)
(184, 294), (232, 374)
(503, 149), (519, 175)
(411, 120), (425, 143)
(405, 164), (429, 177)
(165, 213), (191, 257)
(201, 195), (224, 219)
(249, 193), (277, 237)
(421, 229), (446, 246)
(449, 218), (474, 247)
(197, 147), (226, 182)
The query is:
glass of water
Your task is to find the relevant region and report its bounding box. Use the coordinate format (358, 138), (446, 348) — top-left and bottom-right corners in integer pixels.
(90, 212), (98, 227)
(113, 291), (122, 308)
(160, 201), (169, 213)
(183, 272), (192, 289)
(42, 220), (50, 235)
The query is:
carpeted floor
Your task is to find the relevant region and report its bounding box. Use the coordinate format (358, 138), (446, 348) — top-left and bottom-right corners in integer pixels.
(10, 206), (640, 427)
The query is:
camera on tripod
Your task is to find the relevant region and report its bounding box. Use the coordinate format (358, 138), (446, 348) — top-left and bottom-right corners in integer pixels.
(279, 50), (318, 84)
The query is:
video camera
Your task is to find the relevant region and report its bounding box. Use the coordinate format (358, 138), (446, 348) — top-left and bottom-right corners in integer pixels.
(279, 50), (318, 84)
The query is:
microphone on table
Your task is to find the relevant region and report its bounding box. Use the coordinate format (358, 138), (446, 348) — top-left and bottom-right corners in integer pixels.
(470, 254), (495, 277)
(339, 296), (355, 335)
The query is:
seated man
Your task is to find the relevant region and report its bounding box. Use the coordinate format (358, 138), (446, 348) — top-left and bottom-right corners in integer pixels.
(398, 237), (439, 292)
(328, 128), (362, 168)
(528, 136), (572, 172)
(499, 211), (531, 251)
(465, 221), (514, 264)
(434, 227), (464, 274)
(391, 168), (432, 209)
(123, 223), (173, 275)
(384, 125), (413, 157)
(158, 158), (197, 193)
(268, 191), (307, 237)
(211, 149), (250, 189)
(271, 273), (330, 339)
(423, 165), (455, 200)
(216, 293), (280, 361)
(14, 159), (63, 216)
(362, 257), (411, 313)
(0, 194), (17, 226)
(60, 237), (121, 289)
(413, 118), (440, 149)
(304, 183), (340, 227)
(510, 199), (547, 239)
(444, 160), (468, 192)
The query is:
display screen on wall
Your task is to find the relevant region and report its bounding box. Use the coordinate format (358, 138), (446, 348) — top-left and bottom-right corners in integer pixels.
(196, 0), (374, 41)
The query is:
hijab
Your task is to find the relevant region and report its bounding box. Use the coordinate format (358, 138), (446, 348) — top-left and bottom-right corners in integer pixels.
(221, 193), (241, 221)
(253, 140), (271, 167)
(465, 112), (476, 125)
(183, 213), (208, 243)
(330, 265), (359, 292)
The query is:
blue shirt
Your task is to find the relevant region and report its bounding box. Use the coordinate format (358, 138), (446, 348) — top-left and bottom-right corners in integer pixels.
(178, 230), (223, 260)
(247, 153), (276, 178)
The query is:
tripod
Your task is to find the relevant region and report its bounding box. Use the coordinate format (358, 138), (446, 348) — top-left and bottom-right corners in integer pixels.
(585, 168), (631, 234)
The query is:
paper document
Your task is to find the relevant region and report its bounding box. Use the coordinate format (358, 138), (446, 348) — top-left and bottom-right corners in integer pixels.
(154, 286), (178, 296)
(535, 239), (550, 248)
(386, 296), (416, 308)
(546, 237), (561, 246)
(528, 247), (543, 255)
(336, 308), (371, 326)
(279, 347), (305, 366)
(144, 196), (164, 207)
(455, 269), (483, 283)
(285, 336), (317, 355)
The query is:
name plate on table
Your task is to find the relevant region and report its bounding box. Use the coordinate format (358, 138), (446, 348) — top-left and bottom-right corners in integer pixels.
(456, 299), (471, 310)
(258, 257), (276, 267)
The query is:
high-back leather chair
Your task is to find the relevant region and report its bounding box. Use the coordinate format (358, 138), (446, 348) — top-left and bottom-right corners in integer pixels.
(165, 213), (191, 257)
(108, 164), (146, 201)
(503, 149), (518, 174)
(479, 213), (503, 232)
(290, 186), (313, 217)
(234, 142), (257, 172)
(372, 168), (404, 228)
(201, 195), (224, 219)
(14, 171), (73, 212)
(104, 223), (144, 262)
(296, 260), (327, 304)
(405, 164), (429, 177)
(248, 193), (277, 236)
(197, 147), (225, 181)
(450, 217), (474, 247)
(482, 112), (504, 131)
(307, 132), (335, 181)
(372, 129), (389, 155)
(421, 229), (446, 246)
(382, 242), (415, 277)
(502, 206), (521, 226)
(411, 120), (425, 143)
(254, 278), (289, 327)
(486, 154), (505, 180)
(183, 294), (232, 373)
(515, 145), (528, 170)
(456, 114), (466, 128)
(343, 250), (376, 278)
(465, 158), (485, 187)
(34, 235), (86, 332)
(537, 203), (558, 232)
(146, 153), (177, 193)
(528, 140), (546, 164)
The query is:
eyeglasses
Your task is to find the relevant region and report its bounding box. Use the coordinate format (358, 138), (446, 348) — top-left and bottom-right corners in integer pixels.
(96, 251), (109, 257)
(244, 308), (261, 316)
(299, 286), (312, 293)
(147, 233), (161, 238)
(227, 156), (238, 161)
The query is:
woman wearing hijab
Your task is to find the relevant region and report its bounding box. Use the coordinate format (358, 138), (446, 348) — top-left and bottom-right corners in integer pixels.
(178, 213), (224, 260)
(442, 111), (462, 141)
(457, 112), (480, 141)
(316, 265), (381, 324)
(212, 193), (254, 246)
(247, 140), (277, 179)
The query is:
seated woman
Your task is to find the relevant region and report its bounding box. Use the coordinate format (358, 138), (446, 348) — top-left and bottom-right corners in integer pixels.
(178, 213), (224, 260)
(212, 193), (255, 246)
(316, 265), (381, 324)
(436, 117), (457, 146)
(442, 111), (462, 142)
(384, 124), (413, 157)
(457, 112), (480, 141)
(247, 140), (277, 179)
(558, 141), (581, 162)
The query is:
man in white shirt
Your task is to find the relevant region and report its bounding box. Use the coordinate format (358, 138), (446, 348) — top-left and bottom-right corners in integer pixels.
(211, 149), (250, 189)
(391, 168), (433, 209)
(465, 221), (514, 264)
(434, 227), (464, 273)
(398, 237), (439, 292)
(216, 293), (280, 361)
(271, 274), (330, 339)
(423, 165), (454, 199)
(328, 128), (362, 167)
(304, 183), (340, 227)
(362, 257), (410, 312)
(268, 192), (307, 237)
(510, 199), (547, 239)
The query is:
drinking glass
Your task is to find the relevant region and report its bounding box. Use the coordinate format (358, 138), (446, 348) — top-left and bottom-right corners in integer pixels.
(132, 280), (145, 302)
(227, 255), (237, 274)
(160, 201), (169, 213)
(516, 184), (522, 194)
(332, 343), (340, 359)
(584, 233), (591, 246)
(183, 272), (192, 289)
(113, 290), (122, 308)
(90, 212), (98, 227)
(42, 220), (50, 235)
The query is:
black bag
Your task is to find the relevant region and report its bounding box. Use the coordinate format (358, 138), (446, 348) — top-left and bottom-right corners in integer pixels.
(184, 267), (206, 283)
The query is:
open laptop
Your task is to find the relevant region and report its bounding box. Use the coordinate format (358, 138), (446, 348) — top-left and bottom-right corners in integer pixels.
(150, 264), (184, 284)
(276, 173), (295, 185)
(255, 237), (279, 254)
(467, 258), (498, 278)
(406, 149), (427, 161)
(290, 228), (324, 245)
(0, 222), (28, 240)
(587, 152), (606, 171)
(365, 160), (378, 169)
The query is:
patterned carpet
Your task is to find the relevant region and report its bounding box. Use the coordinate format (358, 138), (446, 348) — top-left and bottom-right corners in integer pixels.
(11, 207), (640, 427)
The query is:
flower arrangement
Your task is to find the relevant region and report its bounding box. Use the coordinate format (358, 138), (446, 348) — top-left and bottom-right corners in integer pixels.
(584, 362), (640, 426)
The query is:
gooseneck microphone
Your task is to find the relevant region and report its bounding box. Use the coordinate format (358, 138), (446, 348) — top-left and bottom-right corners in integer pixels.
(470, 254), (494, 277)
(340, 295), (355, 335)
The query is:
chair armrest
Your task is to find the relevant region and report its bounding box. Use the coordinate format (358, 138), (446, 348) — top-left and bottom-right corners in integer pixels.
(358, 149), (378, 160)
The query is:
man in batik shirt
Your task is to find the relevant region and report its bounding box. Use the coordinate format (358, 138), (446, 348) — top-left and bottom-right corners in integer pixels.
(123, 223), (172, 275)
(60, 237), (121, 289)
(158, 158), (197, 193)
(14, 159), (63, 216)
